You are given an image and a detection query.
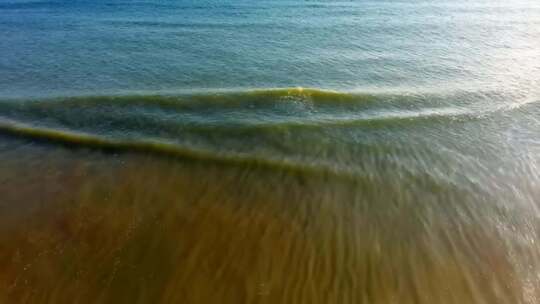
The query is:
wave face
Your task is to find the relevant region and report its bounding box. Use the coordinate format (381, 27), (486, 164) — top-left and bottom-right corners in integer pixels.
(0, 88), (539, 185)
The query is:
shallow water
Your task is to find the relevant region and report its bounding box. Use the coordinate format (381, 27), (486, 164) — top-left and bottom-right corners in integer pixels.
(0, 89), (539, 303)
(1, 134), (539, 304)
(1, 0), (540, 303)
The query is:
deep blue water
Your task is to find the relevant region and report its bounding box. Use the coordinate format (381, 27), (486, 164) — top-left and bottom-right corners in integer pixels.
(1, 0), (539, 97)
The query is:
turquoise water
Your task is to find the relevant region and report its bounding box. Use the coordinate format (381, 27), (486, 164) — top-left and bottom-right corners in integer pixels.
(1, 1), (540, 303)
(1, 0), (539, 97)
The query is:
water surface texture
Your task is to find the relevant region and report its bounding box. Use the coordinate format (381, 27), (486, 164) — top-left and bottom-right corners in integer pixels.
(1, 0), (540, 303)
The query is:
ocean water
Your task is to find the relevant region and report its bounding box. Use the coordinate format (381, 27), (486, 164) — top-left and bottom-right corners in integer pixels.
(1, 1), (540, 303)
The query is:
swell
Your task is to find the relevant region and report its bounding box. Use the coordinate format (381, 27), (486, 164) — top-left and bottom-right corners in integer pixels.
(1, 88), (532, 131)
(0, 118), (356, 178)
(18, 88), (379, 108)
(0, 88), (537, 177)
(10, 87), (526, 110)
